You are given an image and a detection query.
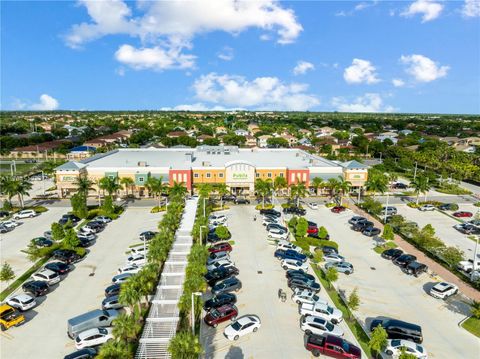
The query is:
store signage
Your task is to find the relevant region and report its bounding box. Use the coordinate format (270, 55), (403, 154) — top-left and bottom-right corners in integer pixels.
(232, 173), (248, 180)
(61, 176), (76, 182)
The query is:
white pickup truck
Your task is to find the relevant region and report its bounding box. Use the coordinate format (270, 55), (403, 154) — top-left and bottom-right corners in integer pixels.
(299, 302), (343, 324)
(457, 259), (480, 273)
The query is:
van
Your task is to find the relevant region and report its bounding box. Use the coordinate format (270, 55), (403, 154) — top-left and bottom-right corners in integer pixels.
(0, 304), (25, 331)
(67, 309), (119, 338)
(370, 318), (423, 343)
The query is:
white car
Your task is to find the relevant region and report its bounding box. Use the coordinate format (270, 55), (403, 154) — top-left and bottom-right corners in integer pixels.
(281, 259), (309, 272)
(267, 231), (289, 240)
(307, 202), (319, 210)
(300, 302), (343, 324)
(385, 339), (428, 358)
(277, 242), (301, 252)
(324, 253), (345, 263)
(419, 204), (435, 211)
(223, 315), (261, 341)
(126, 254), (146, 266)
(112, 272), (134, 284)
(93, 216), (112, 223)
(292, 289), (328, 306)
(13, 209), (37, 219)
(77, 232), (97, 241)
(131, 246), (149, 255)
(0, 220), (20, 229)
(207, 252), (231, 265)
(117, 264), (142, 274)
(207, 259), (235, 272)
(429, 282), (459, 299)
(262, 217), (280, 226)
(78, 226), (95, 235)
(268, 227), (287, 235)
(75, 327), (114, 349)
(32, 269), (60, 285)
(6, 294), (37, 311)
(209, 214), (227, 224)
(300, 316), (344, 337)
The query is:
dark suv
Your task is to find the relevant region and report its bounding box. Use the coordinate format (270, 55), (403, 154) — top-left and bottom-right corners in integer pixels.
(59, 214), (80, 226)
(352, 221), (373, 231)
(393, 254), (417, 267)
(259, 208), (281, 217)
(288, 278), (320, 292)
(283, 206), (306, 215)
(370, 318), (423, 343)
(402, 261), (428, 277)
(204, 266), (239, 287)
(53, 249), (84, 264)
(22, 280), (49, 297)
(234, 197), (250, 204)
(211, 277), (242, 295)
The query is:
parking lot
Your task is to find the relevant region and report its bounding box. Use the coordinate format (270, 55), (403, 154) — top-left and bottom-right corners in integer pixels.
(0, 207), (160, 358)
(306, 205), (478, 359)
(395, 204), (478, 257)
(200, 205), (362, 358)
(0, 207), (66, 291)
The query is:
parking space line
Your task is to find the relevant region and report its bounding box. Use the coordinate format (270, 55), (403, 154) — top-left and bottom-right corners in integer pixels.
(0, 332), (14, 340)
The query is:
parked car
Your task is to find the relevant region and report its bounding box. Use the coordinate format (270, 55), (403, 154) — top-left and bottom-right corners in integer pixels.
(292, 289), (327, 306)
(268, 231), (289, 240)
(317, 246), (338, 255)
(45, 261), (71, 275)
(78, 236), (96, 248)
(259, 208), (281, 217)
(32, 269), (61, 285)
(384, 339), (427, 359)
(457, 258), (480, 273)
(1, 220), (20, 229)
(325, 261), (354, 275)
(211, 277), (242, 295)
(402, 261), (428, 277)
(59, 214), (81, 225)
(203, 293), (237, 311)
(429, 282), (459, 299)
(453, 211), (473, 218)
(221, 194), (237, 202)
(104, 283), (122, 297)
(234, 197), (250, 204)
(63, 348), (98, 359)
(300, 302), (343, 324)
(281, 259), (309, 272)
(32, 236), (54, 247)
(381, 248), (404, 260)
(84, 221), (105, 232)
(53, 249), (84, 264)
(126, 253), (146, 266)
(139, 231), (157, 241)
(262, 216), (280, 226)
(419, 204), (435, 211)
(283, 206), (306, 215)
(101, 295), (124, 310)
(304, 333), (361, 358)
(204, 304), (238, 327)
(454, 223), (480, 235)
(13, 209), (37, 219)
(208, 242), (233, 253)
(362, 227), (381, 237)
(223, 315), (261, 340)
(93, 216), (112, 223)
(352, 221), (373, 232)
(393, 254), (417, 267)
(0, 210), (10, 218)
(288, 278), (321, 293)
(392, 182), (408, 189)
(307, 202), (319, 210)
(43, 230), (53, 240)
(77, 232), (97, 242)
(112, 273), (133, 284)
(301, 316), (344, 337)
(266, 223), (288, 232)
(331, 206), (347, 213)
(22, 280), (49, 297)
(348, 216), (367, 225)
(274, 249), (307, 262)
(75, 327), (113, 349)
(67, 309), (118, 339)
(207, 251), (230, 265)
(0, 304), (25, 331)
(207, 259), (236, 272)
(205, 266), (239, 287)
(324, 253), (345, 263)
(6, 294), (36, 311)
(0, 224), (13, 233)
(370, 318), (423, 343)
(209, 214), (227, 223)
(277, 241), (301, 253)
(382, 206), (398, 216)
(438, 203), (458, 211)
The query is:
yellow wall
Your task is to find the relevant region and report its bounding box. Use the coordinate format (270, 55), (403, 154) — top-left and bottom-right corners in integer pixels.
(192, 169), (226, 184)
(255, 168), (286, 180)
(344, 170), (368, 185)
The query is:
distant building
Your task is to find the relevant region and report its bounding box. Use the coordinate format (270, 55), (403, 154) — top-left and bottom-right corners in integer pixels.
(67, 145), (96, 160)
(257, 135), (272, 148)
(9, 140), (70, 159)
(166, 131), (188, 138)
(234, 129), (249, 137)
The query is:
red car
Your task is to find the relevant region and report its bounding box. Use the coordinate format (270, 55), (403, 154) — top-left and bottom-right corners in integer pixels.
(331, 206), (347, 213)
(203, 304), (238, 327)
(305, 333), (361, 358)
(453, 211), (473, 218)
(208, 242), (233, 254)
(307, 221), (318, 234)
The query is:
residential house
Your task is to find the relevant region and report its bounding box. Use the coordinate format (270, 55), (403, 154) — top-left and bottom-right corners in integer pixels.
(298, 138), (312, 147)
(257, 135), (272, 148)
(314, 126), (335, 138)
(197, 134), (214, 144)
(234, 129), (249, 137)
(216, 126), (228, 135)
(9, 140), (70, 159)
(245, 135), (257, 147)
(67, 145), (96, 160)
(284, 134), (297, 147)
(167, 131), (188, 138)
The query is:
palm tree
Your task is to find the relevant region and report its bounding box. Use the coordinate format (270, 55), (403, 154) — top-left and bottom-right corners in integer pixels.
(215, 183), (229, 209)
(74, 176), (93, 197)
(118, 278), (142, 314)
(168, 331), (203, 358)
(326, 178), (340, 199)
(145, 176), (166, 208)
(273, 176), (287, 196)
(98, 176), (121, 198)
(255, 178), (272, 208)
(336, 176), (352, 205)
(137, 264), (157, 305)
(290, 182), (307, 207)
(96, 340), (130, 359)
(120, 177), (135, 197)
(365, 172), (388, 198)
(410, 175), (431, 204)
(311, 177), (325, 196)
(0, 176), (17, 206)
(198, 183), (212, 199)
(112, 313), (141, 343)
(169, 181), (188, 198)
(14, 177), (32, 208)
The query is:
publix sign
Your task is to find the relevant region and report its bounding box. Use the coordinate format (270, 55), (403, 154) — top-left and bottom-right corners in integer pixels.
(232, 173), (248, 180)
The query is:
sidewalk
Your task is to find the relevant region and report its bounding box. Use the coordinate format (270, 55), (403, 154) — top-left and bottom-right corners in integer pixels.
(348, 202), (480, 302)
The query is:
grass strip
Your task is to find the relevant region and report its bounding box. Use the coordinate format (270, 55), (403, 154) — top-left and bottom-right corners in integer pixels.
(461, 317), (480, 338)
(373, 241), (397, 254)
(311, 264), (372, 357)
(0, 256), (50, 301)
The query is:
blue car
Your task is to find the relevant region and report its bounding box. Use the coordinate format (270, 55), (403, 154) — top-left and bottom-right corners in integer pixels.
(274, 249), (307, 263)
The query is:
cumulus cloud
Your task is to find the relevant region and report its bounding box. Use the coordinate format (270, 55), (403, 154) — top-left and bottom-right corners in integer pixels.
(462, 0), (480, 17)
(189, 72), (319, 111)
(217, 47), (234, 61)
(392, 78), (405, 87)
(293, 61), (315, 75)
(161, 103), (232, 111)
(65, 0), (302, 70)
(400, 54), (449, 82)
(343, 59), (380, 84)
(30, 94), (60, 111)
(332, 93), (396, 113)
(401, 0), (443, 22)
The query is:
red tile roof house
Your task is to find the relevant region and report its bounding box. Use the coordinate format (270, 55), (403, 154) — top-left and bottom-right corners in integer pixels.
(9, 140), (70, 159)
(167, 131), (188, 138)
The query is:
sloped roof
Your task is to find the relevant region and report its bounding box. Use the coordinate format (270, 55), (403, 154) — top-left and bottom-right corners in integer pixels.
(55, 161), (87, 171)
(341, 160), (369, 169)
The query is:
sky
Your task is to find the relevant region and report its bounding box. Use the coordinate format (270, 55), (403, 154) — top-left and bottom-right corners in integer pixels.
(1, 0), (479, 114)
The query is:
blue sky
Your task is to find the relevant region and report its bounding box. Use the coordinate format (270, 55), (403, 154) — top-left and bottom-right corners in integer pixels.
(1, 0), (479, 114)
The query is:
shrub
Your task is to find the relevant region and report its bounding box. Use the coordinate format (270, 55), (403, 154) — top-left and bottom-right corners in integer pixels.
(474, 202), (480, 208)
(31, 206), (48, 213)
(288, 217), (298, 229)
(51, 222), (65, 241)
(215, 225), (230, 240)
(312, 249), (323, 263)
(255, 204), (274, 210)
(151, 206), (166, 213)
(295, 217), (308, 237)
(381, 224), (394, 241)
(439, 246), (465, 267)
(318, 240), (338, 250)
(2, 200), (12, 211)
(360, 197), (382, 215)
(325, 202), (335, 208)
(293, 239), (310, 251)
(317, 226), (329, 239)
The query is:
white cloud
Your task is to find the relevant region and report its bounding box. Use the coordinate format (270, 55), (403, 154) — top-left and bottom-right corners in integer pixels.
(293, 61), (315, 75)
(217, 46), (234, 61)
(30, 94), (60, 111)
(332, 93), (396, 113)
(190, 72), (319, 111)
(400, 54), (449, 82)
(354, 1), (379, 11)
(161, 103), (231, 111)
(401, 0), (443, 22)
(392, 78), (405, 87)
(462, 0), (480, 17)
(343, 59), (380, 84)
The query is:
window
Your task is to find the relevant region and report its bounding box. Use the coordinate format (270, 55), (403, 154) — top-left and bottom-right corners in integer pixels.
(291, 173), (295, 181)
(267, 173), (272, 178)
(219, 173), (224, 178)
(138, 177), (144, 183)
(183, 174), (187, 182)
(108, 175), (115, 180)
(256, 173), (260, 178)
(194, 173), (199, 178)
(302, 173), (307, 181)
(279, 173), (284, 177)
(206, 173), (211, 178)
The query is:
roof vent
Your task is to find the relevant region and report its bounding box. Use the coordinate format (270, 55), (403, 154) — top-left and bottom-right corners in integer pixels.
(138, 161), (147, 167)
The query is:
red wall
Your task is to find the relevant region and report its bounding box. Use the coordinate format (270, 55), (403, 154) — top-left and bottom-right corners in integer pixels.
(169, 169), (192, 190)
(286, 169), (310, 186)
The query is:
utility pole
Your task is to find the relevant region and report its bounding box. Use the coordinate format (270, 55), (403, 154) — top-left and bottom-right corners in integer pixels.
(473, 236), (479, 273)
(413, 162), (418, 180)
(384, 192), (389, 223)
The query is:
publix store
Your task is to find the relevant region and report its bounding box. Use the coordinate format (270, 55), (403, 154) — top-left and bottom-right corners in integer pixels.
(55, 146), (368, 198)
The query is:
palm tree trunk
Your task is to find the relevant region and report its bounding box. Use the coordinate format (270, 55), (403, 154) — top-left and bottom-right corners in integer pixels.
(262, 195), (265, 208)
(17, 194), (24, 208)
(416, 193), (420, 205)
(221, 197), (223, 210)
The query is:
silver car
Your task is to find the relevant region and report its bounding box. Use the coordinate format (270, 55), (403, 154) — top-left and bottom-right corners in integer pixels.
(325, 261), (354, 275)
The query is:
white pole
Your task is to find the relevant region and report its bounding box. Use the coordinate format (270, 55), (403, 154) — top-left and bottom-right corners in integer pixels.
(413, 162), (418, 180)
(200, 226), (203, 245)
(191, 293), (195, 334)
(384, 192), (389, 223)
(203, 197), (206, 218)
(42, 171), (45, 195)
(473, 236), (479, 273)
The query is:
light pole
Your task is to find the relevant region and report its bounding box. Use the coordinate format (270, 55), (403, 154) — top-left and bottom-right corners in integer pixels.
(191, 292), (202, 334)
(41, 170), (46, 196)
(472, 236), (479, 274)
(199, 225), (207, 246)
(384, 192), (390, 223)
(203, 197), (206, 218)
(413, 162), (418, 180)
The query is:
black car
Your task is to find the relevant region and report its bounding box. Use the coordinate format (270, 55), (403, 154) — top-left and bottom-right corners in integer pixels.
(22, 280), (49, 297)
(362, 227), (381, 237)
(32, 237), (54, 247)
(234, 197), (250, 204)
(63, 348), (98, 359)
(352, 221), (373, 231)
(78, 236), (95, 248)
(0, 210), (9, 218)
(370, 318), (423, 343)
(140, 231), (158, 241)
(393, 254), (417, 267)
(283, 206), (306, 215)
(52, 249), (83, 264)
(45, 261), (71, 275)
(381, 248), (404, 260)
(211, 277), (242, 295)
(259, 208), (281, 217)
(205, 266), (239, 287)
(207, 230), (232, 243)
(266, 223), (288, 232)
(392, 183), (408, 189)
(288, 278), (320, 292)
(221, 194), (237, 202)
(314, 245), (338, 255)
(59, 214), (81, 226)
(84, 221), (105, 233)
(286, 270), (316, 282)
(402, 261), (428, 277)
(105, 283), (122, 297)
(203, 293), (237, 311)
(307, 232), (330, 240)
(438, 203), (457, 211)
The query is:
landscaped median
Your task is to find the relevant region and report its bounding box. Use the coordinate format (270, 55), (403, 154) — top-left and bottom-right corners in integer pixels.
(461, 316), (480, 338)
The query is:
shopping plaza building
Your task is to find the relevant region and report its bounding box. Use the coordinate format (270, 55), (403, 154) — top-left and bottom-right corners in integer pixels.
(55, 146), (368, 198)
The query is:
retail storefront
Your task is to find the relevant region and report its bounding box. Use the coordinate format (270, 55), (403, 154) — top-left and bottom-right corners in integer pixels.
(225, 160), (256, 195)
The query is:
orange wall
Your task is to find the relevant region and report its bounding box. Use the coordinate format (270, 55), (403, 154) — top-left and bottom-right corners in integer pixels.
(192, 169), (226, 184)
(255, 169), (286, 180)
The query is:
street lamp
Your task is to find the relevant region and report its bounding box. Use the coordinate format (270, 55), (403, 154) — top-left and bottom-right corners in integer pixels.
(199, 225), (207, 246)
(384, 192), (390, 223)
(203, 197), (207, 218)
(191, 292), (202, 334)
